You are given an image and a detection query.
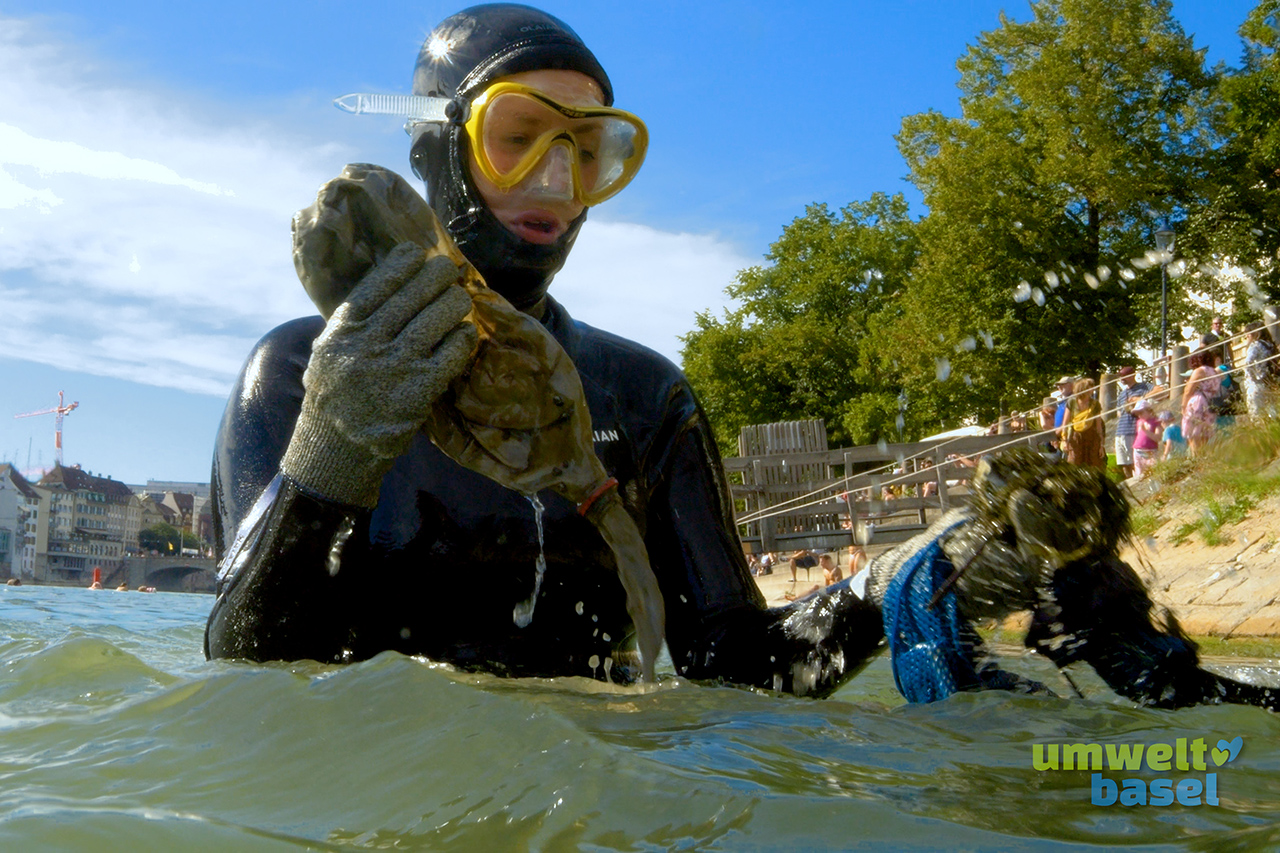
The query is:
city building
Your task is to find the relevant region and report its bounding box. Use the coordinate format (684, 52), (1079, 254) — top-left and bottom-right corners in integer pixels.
(30, 464), (141, 585)
(0, 464), (39, 581)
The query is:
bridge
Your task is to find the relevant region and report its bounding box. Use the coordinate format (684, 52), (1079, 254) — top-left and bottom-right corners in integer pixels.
(118, 555), (218, 593)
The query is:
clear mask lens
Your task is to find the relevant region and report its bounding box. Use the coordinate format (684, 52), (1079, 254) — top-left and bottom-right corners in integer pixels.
(522, 142), (575, 201)
(479, 91), (643, 202)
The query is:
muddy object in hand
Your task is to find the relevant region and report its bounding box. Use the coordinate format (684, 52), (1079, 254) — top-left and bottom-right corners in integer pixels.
(291, 163), (664, 681)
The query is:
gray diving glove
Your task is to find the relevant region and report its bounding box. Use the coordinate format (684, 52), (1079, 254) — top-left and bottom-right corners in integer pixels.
(281, 241), (478, 507)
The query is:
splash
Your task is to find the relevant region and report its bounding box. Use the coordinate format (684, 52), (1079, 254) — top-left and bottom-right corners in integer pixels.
(513, 494), (547, 628)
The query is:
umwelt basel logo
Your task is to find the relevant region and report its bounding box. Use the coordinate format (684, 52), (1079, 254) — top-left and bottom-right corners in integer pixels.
(1033, 736), (1243, 807)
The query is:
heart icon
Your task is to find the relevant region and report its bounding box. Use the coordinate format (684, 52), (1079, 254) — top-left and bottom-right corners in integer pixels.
(1212, 736), (1243, 765)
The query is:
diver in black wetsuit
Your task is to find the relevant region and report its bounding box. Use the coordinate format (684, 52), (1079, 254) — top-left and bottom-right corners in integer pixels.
(205, 4), (1280, 714)
(204, 3), (884, 695)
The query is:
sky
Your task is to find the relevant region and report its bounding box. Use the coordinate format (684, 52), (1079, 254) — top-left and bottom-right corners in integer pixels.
(0, 0), (1259, 484)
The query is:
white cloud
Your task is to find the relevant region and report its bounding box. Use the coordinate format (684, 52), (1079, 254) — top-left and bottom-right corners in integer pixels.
(555, 220), (748, 365)
(0, 122), (233, 196)
(0, 16), (747, 397)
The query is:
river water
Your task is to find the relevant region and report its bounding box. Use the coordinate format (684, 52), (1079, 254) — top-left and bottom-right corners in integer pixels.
(2, 585), (1280, 851)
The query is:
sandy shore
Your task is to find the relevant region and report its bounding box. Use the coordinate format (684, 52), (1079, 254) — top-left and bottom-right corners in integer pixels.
(750, 546), (884, 607)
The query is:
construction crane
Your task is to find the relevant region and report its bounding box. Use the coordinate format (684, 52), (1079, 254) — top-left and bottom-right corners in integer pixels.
(15, 391), (80, 467)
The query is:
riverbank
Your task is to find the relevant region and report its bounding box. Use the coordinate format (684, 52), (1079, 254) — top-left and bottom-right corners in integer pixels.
(751, 452), (1280, 640)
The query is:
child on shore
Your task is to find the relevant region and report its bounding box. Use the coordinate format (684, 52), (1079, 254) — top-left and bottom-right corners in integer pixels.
(1160, 410), (1185, 460)
(1132, 399), (1161, 479)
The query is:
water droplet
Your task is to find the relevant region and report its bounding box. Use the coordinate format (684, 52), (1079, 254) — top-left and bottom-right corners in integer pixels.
(1084, 272), (1100, 289)
(1032, 287), (1045, 307)
(936, 358), (951, 382)
(1072, 300), (1082, 310)
(575, 601), (584, 615)
(602, 633), (611, 642)
(1045, 271), (1059, 287)
(957, 336), (976, 352)
(963, 374), (973, 386)
(979, 330), (993, 350)
(592, 614), (598, 622)
(1119, 268), (1136, 281)
(1027, 344), (1037, 354)
(895, 413), (905, 433)
(876, 437), (889, 454)
(1014, 280), (1032, 302)
(1013, 220), (1023, 228)
(1097, 265), (1111, 281)
(854, 519), (872, 545)
(589, 654), (600, 670)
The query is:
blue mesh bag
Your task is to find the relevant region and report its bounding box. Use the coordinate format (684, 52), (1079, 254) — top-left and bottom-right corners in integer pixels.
(882, 521), (981, 703)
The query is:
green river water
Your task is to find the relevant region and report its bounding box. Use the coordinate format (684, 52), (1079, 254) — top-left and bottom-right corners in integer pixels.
(2, 584), (1279, 851)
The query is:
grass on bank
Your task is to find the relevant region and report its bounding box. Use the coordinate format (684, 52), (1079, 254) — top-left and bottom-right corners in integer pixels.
(1127, 408), (1280, 547)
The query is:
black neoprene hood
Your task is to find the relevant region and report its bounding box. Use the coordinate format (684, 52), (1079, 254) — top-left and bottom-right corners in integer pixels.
(409, 4), (613, 310)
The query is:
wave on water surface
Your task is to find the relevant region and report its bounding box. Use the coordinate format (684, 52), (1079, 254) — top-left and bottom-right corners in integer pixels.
(2, 585), (1280, 850)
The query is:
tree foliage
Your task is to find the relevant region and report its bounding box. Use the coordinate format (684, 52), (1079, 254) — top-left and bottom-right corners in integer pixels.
(680, 193), (917, 454)
(1181, 0), (1280, 322)
(139, 523), (183, 553)
(889, 0), (1220, 417)
(681, 0), (1279, 452)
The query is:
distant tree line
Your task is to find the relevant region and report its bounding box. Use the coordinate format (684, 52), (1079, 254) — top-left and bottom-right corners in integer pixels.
(682, 0), (1280, 455)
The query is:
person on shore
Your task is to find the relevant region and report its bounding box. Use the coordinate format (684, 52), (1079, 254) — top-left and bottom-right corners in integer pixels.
(1201, 316), (1232, 367)
(1052, 376), (1075, 434)
(788, 549), (819, 583)
(1131, 400), (1161, 479)
(1062, 378), (1105, 469)
(1038, 397), (1056, 432)
(203, 4), (884, 696)
(1113, 366), (1151, 479)
(1159, 410), (1185, 460)
(820, 553), (844, 587)
(848, 546), (867, 578)
(1244, 321), (1277, 417)
(1181, 366), (1217, 457)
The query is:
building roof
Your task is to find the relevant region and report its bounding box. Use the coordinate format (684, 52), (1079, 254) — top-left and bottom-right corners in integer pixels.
(164, 491), (195, 514)
(0, 463), (41, 499)
(38, 464), (135, 502)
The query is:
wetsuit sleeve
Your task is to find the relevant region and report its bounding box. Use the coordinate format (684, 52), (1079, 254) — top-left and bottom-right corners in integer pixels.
(205, 318), (372, 662)
(642, 384), (884, 697)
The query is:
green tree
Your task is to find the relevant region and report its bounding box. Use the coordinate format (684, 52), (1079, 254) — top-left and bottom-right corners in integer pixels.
(138, 522), (183, 554)
(890, 0), (1222, 417)
(1181, 0), (1280, 324)
(681, 194), (918, 454)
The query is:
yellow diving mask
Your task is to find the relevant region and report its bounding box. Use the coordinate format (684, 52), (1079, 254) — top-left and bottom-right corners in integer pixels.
(335, 82), (648, 208)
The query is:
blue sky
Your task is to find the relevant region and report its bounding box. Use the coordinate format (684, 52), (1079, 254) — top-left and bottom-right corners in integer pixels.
(0, 0), (1257, 484)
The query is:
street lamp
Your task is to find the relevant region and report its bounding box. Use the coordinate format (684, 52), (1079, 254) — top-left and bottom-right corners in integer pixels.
(1155, 225), (1175, 361)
